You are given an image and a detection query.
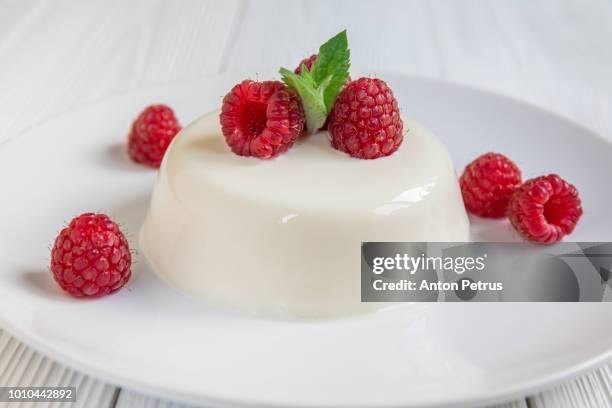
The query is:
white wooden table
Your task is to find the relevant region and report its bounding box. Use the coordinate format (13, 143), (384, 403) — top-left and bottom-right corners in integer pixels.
(1, 1), (612, 407)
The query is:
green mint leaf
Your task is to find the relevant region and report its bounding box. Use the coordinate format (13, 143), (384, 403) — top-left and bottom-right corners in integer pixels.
(279, 30), (350, 133)
(280, 68), (327, 133)
(310, 30), (350, 114)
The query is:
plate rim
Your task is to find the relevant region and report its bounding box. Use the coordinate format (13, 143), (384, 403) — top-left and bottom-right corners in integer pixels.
(3, 303), (612, 408)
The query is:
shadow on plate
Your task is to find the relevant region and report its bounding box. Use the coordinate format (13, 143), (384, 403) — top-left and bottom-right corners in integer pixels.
(101, 142), (150, 172)
(20, 270), (72, 301)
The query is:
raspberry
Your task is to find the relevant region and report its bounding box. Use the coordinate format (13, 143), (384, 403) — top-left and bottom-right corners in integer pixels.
(460, 153), (522, 218)
(50, 213), (132, 297)
(294, 54), (318, 75)
(328, 77), (403, 159)
(294, 54), (352, 81)
(220, 80), (305, 159)
(127, 104), (181, 168)
(508, 174), (583, 244)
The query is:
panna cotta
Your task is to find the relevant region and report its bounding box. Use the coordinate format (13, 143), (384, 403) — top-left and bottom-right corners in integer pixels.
(139, 111), (469, 317)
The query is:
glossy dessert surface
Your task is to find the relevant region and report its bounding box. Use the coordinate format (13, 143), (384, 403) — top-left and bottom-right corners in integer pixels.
(140, 111), (469, 317)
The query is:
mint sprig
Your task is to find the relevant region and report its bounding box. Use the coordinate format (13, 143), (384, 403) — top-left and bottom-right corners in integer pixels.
(280, 30), (350, 134)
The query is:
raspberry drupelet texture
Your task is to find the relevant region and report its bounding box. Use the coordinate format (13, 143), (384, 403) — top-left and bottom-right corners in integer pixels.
(294, 54), (318, 75)
(127, 104), (181, 168)
(460, 152), (522, 218)
(50, 213), (132, 297)
(220, 80), (305, 159)
(328, 77), (403, 159)
(508, 174), (583, 244)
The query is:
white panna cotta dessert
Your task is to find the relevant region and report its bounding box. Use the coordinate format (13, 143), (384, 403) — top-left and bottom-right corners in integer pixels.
(139, 110), (469, 318)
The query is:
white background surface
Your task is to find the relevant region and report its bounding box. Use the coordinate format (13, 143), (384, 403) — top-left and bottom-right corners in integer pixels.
(0, 0), (611, 407)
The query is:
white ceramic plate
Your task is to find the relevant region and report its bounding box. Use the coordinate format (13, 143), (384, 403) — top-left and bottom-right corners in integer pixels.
(1, 74), (612, 408)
